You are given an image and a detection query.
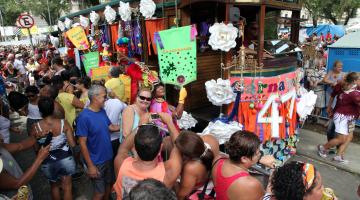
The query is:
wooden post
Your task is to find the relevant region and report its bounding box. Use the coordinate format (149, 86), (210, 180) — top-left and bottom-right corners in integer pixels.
(258, 4), (265, 66)
(291, 10), (300, 44)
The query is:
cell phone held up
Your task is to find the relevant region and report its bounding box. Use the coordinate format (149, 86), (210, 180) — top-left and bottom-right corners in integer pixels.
(150, 113), (160, 120)
(42, 132), (53, 147)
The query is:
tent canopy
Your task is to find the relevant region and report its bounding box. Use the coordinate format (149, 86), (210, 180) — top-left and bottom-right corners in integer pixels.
(305, 24), (345, 38)
(329, 30), (360, 48)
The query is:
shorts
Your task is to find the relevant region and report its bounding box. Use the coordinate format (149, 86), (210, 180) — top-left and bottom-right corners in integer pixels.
(87, 160), (114, 194)
(41, 156), (76, 182)
(333, 113), (354, 135)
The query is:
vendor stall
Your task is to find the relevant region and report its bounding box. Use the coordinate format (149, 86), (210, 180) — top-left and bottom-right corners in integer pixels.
(57, 0), (310, 163)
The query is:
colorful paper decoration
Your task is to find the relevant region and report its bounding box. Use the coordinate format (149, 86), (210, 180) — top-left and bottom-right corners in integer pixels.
(64, 18), (73, 29)
(66, 26), (90, 50)
(80, 15), (89, 28)
(90, 11), (100, 26)
(208, 22), (238, 52)
(140, 0), (156, 19)
(205, 78), (236, 106)
(58, 21), (65, 32)
(82, 51), (100, 75)
(119, 1), (132, 22)
(91, 66), (110, 81)
(156, 25), (197, 86)
(104, 5), (117, 24)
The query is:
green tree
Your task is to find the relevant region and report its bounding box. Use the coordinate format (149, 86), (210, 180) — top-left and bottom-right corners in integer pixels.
(0, 0), (70, 26)
(303, 0), (360, 25)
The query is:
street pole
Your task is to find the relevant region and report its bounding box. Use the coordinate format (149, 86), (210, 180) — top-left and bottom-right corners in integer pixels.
(27, 28), (34, 50)
(0, 10), (4, 42)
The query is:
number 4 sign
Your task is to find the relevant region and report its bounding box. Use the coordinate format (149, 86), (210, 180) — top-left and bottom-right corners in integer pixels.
(257, 89), (296, 138)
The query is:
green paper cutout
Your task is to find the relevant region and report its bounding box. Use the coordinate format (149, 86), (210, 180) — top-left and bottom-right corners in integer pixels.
(82, 51), (99, 75)
(156, 26), (197, 86)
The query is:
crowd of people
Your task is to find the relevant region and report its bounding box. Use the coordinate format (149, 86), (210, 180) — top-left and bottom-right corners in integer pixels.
(0, 43), (358, 200)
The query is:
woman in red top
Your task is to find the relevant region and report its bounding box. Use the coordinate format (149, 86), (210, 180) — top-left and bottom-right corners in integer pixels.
(318, 72), (360, 163)
(212, 131), (274, 200)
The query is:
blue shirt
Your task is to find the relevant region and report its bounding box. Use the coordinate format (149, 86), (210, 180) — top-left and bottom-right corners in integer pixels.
(76, 108), (113, 165)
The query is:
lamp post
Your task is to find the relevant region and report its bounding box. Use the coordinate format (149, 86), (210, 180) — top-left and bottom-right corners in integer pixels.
(0, 9), (5, 42)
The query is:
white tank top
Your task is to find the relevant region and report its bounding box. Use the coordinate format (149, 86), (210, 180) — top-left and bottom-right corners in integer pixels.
(27, 103), (42, 119)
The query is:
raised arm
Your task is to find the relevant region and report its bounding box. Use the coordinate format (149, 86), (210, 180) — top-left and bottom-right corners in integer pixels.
(0, 145), (49, 190)
(121, 106), (135, 138)
(114, 130), (135, 176)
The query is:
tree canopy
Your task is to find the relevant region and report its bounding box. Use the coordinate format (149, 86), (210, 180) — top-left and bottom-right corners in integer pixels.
(303, 0), (360, 26)
(0, 0), (70, 26)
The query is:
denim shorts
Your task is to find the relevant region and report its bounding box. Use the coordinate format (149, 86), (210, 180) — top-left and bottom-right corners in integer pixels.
(41, 156), (76, 182)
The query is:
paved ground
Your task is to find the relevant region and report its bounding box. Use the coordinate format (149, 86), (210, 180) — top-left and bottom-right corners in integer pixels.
(7, 114), (360, 200)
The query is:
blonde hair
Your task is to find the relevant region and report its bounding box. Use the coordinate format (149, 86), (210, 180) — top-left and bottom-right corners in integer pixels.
(333, 60), (343, 70)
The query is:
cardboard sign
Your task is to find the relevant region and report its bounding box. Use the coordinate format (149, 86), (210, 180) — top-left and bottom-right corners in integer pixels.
(82, 51), (99, 75)
(230, 70), (298, 99)
(66, 26), (89, 50)
(91, 66), (110, 81)
(156, 25), (197, 86)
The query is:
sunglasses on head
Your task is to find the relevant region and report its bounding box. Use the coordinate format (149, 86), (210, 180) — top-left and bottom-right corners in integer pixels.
(138, 95), (151, 101)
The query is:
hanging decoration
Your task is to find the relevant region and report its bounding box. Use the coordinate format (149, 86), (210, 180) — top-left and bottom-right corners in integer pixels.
(205, 78), (236, 106)
(82, 51), (100, 75)
(79, 15), (90, 28)
(57, 21), (65, 32)
(156, 25), (197, 86)
(296, 87), (317, 121)
(90, 11), (100, 26)
(104, 5), (117, 24)
(140, 0), (156, 19)
(208, 22), (238, 52)
(119, 1), (132, 22)
(177, 111), (198, 130)
(200, 120), (243, 144)
(101, 43), (111, 62)
(66, 26), (90, 50)
(64, 18), (73, 30)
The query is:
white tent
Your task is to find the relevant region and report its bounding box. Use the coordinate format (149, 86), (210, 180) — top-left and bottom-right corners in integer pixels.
(346, 23), (360, 33)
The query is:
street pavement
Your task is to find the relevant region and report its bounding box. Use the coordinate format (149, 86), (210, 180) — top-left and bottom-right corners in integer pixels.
(7, 114), (360, 199)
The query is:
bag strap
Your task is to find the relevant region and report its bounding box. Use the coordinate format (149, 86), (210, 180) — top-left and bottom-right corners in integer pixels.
(197, 157), (226, 200)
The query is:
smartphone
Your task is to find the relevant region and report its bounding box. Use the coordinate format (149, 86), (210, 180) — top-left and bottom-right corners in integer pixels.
(42, 132), (53, 147)
(150, 113), (160, 120)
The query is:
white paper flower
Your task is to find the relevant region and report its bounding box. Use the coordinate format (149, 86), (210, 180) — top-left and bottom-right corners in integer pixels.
(296, 88), (317, 121)
(208, 22), (238, 52)
(205, 78), (236, 106)
(79, 15), (90, 28)
(119, 1), (132, 22)
(57, 21), (65, 31)
(199, 120), (243, 144)
(90, 11), (100, 26)
(140, 0), (156, 19)
(104, 5), (117, 24)
(177, 111), (198, 130)
(64, 18), (73, 29)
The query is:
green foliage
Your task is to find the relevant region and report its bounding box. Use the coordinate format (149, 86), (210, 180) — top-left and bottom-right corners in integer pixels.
(0, 0), (70, 26)
(303, 0), (360, 25)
